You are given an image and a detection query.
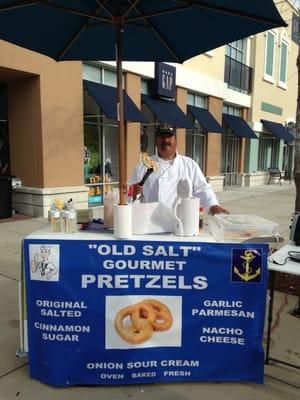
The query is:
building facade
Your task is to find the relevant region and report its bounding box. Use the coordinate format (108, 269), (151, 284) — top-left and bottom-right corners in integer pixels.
(0, 0), (298, 217)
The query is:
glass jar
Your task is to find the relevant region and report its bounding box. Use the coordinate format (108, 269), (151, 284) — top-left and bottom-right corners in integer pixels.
(65, 209), (77, 233)
(50, 209), (61, 232)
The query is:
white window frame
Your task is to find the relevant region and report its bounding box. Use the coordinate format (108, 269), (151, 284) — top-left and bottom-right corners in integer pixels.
(278, 34), (290, 90)
(187, 92), (207, 108)
(226, 38), (248, 64)
(223, 105), (242, 117)
(263, 30), (277, 84)
(82, 63), (102, 83)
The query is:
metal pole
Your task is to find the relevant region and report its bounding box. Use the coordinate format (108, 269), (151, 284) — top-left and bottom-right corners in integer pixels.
(265, 270), (275, 364)
(293, 296), (300, 317)
(115, 23), (126, 205)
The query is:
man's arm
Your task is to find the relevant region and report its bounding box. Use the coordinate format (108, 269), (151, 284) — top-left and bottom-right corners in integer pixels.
(128, 162), (147, 200)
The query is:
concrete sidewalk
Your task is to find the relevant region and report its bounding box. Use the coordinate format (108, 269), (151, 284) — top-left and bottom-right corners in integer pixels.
(0, 182), (299, 400)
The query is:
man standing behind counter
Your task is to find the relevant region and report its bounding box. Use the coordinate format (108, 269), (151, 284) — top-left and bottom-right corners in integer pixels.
(130, 124), (229, 216)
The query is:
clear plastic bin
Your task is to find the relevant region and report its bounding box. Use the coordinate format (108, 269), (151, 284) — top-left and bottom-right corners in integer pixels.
(207, 214), (279, 242)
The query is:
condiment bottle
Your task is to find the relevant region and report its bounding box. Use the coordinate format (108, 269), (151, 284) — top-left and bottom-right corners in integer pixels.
(199, 207), (204, 231)
(60, 207), (66, 233)
(65, 199), (77, 233)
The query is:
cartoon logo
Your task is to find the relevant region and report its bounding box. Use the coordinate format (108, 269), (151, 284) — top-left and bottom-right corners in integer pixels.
(232, 249), (262, 283)
(29, 244), (60, 281)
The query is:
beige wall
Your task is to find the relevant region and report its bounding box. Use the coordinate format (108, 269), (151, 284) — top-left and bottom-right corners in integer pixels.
(250, 1), (298, 123)
(176, 87), (187, 154)
(0, 40), (83, 188)
(124, 72), (141, 181)
(8, 76), (43, 187)
(206, 96), (223, 176)
(184, 48), (225, 82)
(40, 64), (83, 187)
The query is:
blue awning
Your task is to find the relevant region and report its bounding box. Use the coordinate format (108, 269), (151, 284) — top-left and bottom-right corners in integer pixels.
(84, 80), (147, 123)
(260, 119), (294, 144)
(142, 95), (194, 129)
(188, 106), (224, 133)
(223, 114), (258, 139)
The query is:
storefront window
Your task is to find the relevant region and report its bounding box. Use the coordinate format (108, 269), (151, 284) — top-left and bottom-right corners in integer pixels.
(185, 119), (206, 172)
(140, 79), (156, 154)
(186, 92), (207, 172)
(82, 62), (124, 207)
(141, 103), (156, 154)
(258, 134), (279, 170)
(103, 123), (119, 182)
(186, 130), (205, 170)
(84, 123), (102, 206)
(84, 87), (118, 207)
(222, 105), (242, 186)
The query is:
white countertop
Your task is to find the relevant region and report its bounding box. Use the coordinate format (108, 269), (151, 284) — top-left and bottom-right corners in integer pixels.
(25, 224), (216, 243)
(25, 225), (294, 275)
(268, 243), (300, 276)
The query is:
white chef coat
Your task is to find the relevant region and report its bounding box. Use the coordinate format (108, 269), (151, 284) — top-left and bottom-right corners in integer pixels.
(129, 153), (220, 212)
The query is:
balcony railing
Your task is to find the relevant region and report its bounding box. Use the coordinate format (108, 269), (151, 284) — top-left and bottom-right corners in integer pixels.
(224, 56), (253, 94)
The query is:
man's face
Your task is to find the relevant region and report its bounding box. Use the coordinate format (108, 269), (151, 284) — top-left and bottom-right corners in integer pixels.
(155, 133), (177, 160)
(40, 247), (50, 261)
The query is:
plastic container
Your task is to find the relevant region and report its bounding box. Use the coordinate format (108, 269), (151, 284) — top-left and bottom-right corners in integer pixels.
(207, 214), (279, 242)
(50, 206), (61, 232)
(60, 209), (66, 232)
(65, 199), (77, 233)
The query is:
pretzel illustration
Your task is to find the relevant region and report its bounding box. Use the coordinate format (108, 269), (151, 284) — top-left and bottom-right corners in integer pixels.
(114, 299), (173, 345)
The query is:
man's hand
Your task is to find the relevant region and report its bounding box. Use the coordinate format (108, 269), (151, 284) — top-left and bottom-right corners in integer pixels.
(133, 184), (143, 200)
(209, 205), (229, 216)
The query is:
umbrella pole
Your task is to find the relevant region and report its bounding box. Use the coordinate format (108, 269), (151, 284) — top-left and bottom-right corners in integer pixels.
(115, 24), (126, 206)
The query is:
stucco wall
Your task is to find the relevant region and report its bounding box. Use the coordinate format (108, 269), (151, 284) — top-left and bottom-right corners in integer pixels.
(250, 1), (298, 124)
(125, 72), (141, 180)
(206, 96), (223, 176)
(176, 87), (187, 155)
(184, 48), (225, 82)
(0, 40), (83, 188)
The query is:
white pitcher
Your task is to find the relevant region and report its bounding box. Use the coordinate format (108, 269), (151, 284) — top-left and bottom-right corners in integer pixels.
(173, 197), (199, 236)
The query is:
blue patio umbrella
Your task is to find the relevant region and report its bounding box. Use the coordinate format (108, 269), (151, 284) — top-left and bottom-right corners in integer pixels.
(0, 0), (286, 204)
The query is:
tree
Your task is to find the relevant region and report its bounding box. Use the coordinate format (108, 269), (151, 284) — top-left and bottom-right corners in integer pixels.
(294, 10), (300, 211)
